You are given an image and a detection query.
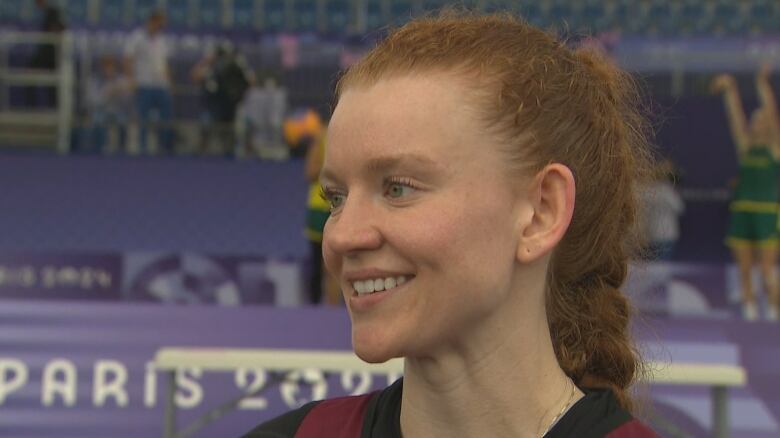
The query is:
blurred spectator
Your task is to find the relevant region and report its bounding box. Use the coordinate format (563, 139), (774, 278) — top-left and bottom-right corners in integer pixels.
(283, 109), (325, 159)
(85, 56), (131, 154)
(303, 128), (340, 305)
(191, 43), (253, 156)
(236, 75), (288, 160)
(639, 160), (684, 261)
(27, 0), (65, 108)
(124, 10), (172, 155)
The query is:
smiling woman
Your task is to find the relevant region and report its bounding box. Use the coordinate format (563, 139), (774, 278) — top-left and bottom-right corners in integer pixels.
(244, 11), (657, 438)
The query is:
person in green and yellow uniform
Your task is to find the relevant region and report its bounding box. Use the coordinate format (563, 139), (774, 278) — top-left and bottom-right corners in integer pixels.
(304, 125), (341, 305)
(712, 64), (780, 321)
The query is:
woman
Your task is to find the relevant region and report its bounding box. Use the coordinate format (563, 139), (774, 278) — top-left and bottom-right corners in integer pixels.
(246, 12), (656, 437)
(712, 65), (780, 321)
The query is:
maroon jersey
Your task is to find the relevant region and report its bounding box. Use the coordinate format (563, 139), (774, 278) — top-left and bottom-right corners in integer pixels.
(243, 378), (658, 438)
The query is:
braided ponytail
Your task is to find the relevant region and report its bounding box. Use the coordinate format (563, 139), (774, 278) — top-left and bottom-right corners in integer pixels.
(545, 47), (653, 410)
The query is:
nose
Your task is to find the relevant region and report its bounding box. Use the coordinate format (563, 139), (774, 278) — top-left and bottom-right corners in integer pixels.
(323, 192), (383, 258)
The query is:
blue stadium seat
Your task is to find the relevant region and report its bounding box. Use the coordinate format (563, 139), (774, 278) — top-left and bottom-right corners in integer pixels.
(462, 0), (479, 10)
(728, 15), (749, 36)
(232, 0), (257, 31)
(165, 1), (191, 31)
(746, 0), (777, 35)
(420, 0), (448, 14)
(615, 0), (653, 35)
(365, 0), (385, 31)
(518, 2), (546, 29)
(325, 0), (351, 34)
(548, 0), (574, 32)
(711, 1), (740, 36)
(263, 0), (286, 32)
(678, 0), (710, 36)
(292, 0), (318, 33)
(482, 0), (519, 15)
(98, 0), (128, 28)
(195, 0), (222, 31)
(645, 0), (674, 36)
(420, 0), (479, 15)
(63, 0), (89, 27)
(389, 0), (413, 26)
(134, 0), (160, 26)
(0, 0), (26, 26)
(580, 0), (607, 34)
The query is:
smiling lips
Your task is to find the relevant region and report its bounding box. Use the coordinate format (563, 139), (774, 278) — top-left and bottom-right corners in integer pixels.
(351, 275), (410, 296)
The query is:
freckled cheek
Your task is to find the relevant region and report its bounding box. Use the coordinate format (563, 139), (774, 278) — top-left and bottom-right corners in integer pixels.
(452, 199), (518, 270)
(321, 231), (341, 276)
(322, 247), (335, 272)
(388, 210), (466, 269)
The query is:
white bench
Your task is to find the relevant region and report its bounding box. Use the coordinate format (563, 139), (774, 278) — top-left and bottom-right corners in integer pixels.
(155, 347), (746, 438)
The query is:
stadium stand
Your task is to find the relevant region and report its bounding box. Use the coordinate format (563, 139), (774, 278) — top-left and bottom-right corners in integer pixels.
(3, 1), (778, 39)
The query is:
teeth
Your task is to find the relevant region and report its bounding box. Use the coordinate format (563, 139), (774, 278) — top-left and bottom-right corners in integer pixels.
(352, 275), (408, 295)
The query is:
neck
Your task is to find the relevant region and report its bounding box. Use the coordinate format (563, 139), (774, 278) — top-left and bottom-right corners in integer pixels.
(399, 277), (582, 438)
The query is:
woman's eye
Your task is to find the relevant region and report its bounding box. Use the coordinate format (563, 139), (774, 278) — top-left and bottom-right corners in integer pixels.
(385, 181), (416, 199)
(320, 188), (346, 212)
(329, 193), (346, 210)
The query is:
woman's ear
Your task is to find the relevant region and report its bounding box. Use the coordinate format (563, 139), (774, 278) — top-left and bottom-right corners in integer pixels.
(516, 163), (575, 264)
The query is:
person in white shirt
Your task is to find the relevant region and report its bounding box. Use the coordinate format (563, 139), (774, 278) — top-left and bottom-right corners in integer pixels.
(639, 160), (685, 261)
(87, 56), (131, 153)
(124, 10), (173, 154)
(237, 76), (288, 159)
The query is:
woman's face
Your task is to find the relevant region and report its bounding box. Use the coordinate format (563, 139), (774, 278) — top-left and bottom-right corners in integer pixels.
(321, 74), (533, 362)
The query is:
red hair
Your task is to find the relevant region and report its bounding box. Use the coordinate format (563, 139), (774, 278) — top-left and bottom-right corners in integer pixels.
(336, 12), (653, 410)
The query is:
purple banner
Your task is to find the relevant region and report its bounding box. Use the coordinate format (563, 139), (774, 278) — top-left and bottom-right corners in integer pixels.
(0, 253), (121, 300)
(0, 253), (305, 306)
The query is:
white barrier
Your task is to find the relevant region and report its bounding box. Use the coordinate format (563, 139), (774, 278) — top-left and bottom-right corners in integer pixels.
(155, 347), (746, 438)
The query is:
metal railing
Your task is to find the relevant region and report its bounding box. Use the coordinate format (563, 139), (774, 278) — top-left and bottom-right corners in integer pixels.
(0, 31), (74, 153)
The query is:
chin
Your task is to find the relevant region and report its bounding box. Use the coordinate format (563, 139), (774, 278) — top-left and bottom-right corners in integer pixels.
(352, 325), (404, 364)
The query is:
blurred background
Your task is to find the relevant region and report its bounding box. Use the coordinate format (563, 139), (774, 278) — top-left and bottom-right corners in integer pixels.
(0, 1), (778, 437)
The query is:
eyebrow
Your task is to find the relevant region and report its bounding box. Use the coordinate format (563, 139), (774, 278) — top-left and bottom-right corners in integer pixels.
(320, 152), (444, 183)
